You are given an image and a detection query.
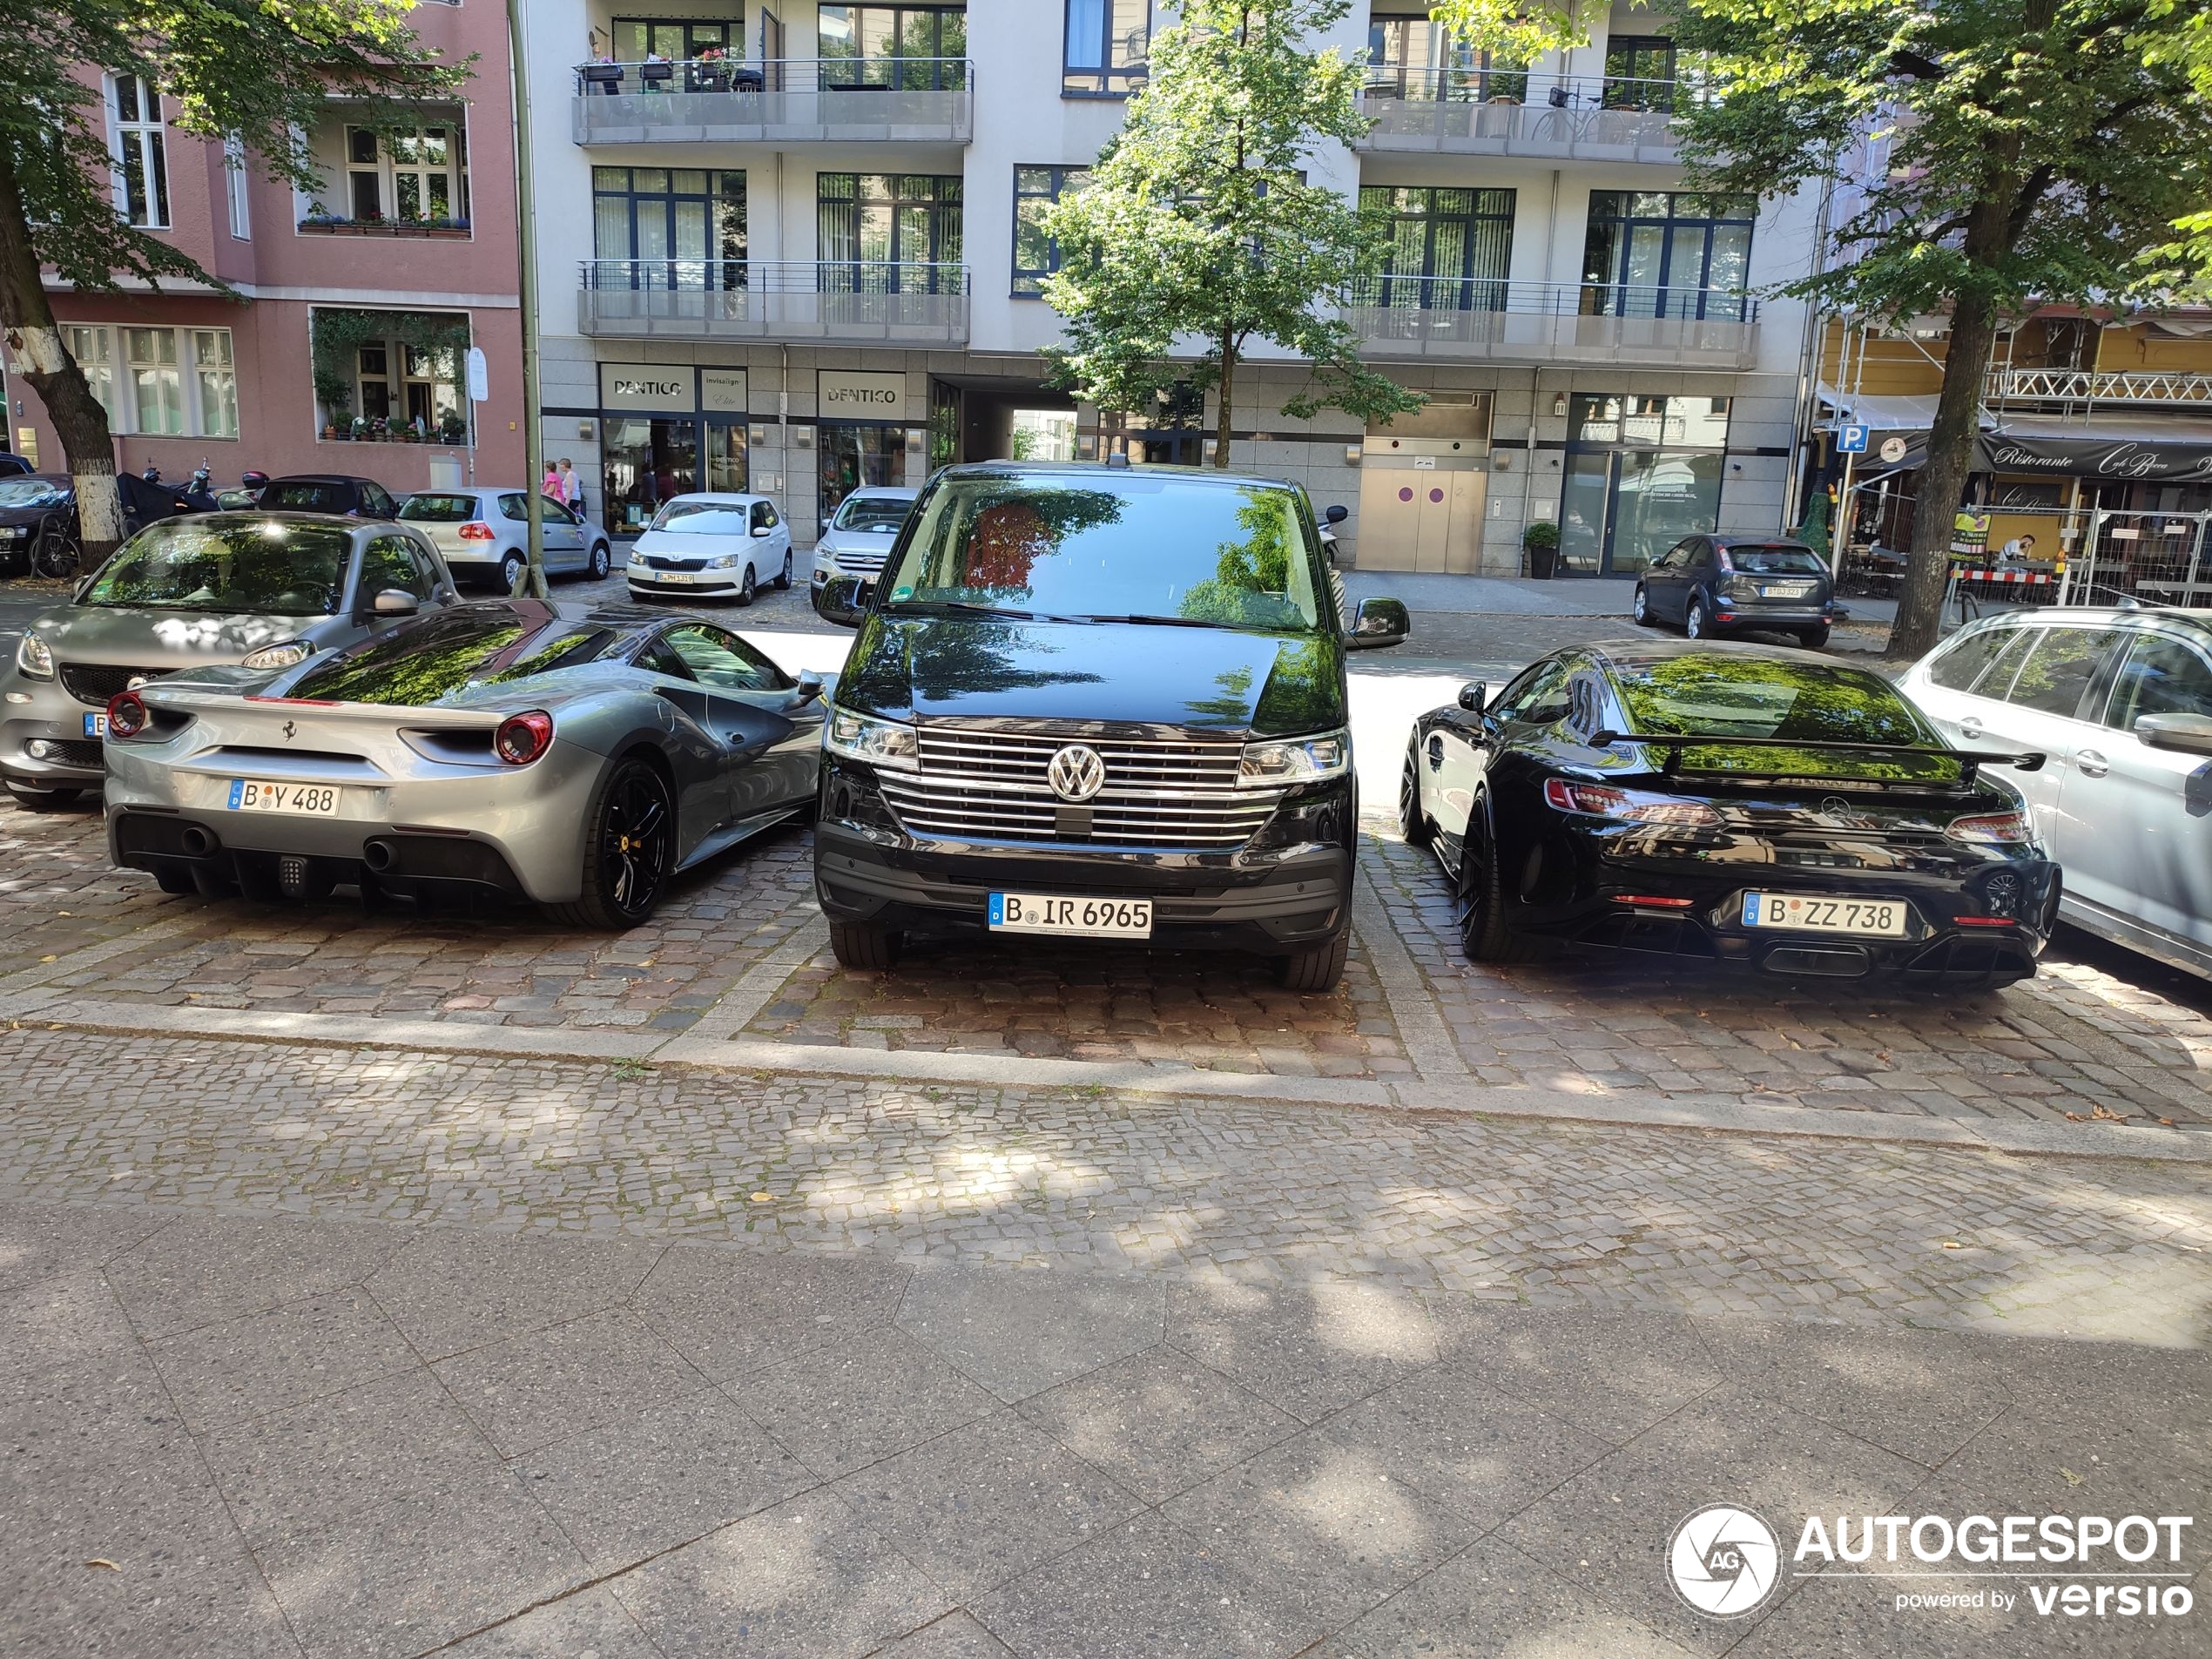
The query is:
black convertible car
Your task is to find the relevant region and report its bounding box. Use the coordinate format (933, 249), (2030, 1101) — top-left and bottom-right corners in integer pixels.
(1401, 640), (2060, 984)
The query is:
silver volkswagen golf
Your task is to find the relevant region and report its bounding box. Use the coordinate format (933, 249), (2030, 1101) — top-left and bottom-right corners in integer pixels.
(2, 514), (459, 808)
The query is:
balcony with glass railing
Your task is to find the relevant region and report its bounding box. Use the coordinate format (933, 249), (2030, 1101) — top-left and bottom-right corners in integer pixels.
(578, 260), (969, 346)
(1344, 276), (1760, 369)
(573, 58), (973, 145)
(1357, 71), (1689, 162)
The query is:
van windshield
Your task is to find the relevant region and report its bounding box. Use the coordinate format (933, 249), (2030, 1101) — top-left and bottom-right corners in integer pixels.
(879, 473), (1326, 631)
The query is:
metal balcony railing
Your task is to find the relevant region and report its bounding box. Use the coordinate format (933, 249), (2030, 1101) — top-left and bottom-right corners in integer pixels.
(578, 260), (970, 345)
(1357, 71), (1698, 158)
(1345, 279), (1759, 369)
(573, 57), (974, 144)
(1988, 368), (2212, 408)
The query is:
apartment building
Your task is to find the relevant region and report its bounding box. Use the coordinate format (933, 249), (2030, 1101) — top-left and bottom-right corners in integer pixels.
(10, 3), (523, 493)
(524, 0), (1823, 575)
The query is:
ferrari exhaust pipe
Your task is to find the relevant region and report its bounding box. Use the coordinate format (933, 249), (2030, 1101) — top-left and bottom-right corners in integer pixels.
(361, 838), (395, 873)
(179, 826), (215, 857)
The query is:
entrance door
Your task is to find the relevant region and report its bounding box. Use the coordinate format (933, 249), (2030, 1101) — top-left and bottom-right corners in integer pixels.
(704, 420), (748, 494)
(602, 416), (699, 535)
(1560, 453), (1614, 575)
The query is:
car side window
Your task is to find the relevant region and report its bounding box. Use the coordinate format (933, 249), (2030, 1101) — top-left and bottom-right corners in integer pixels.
(362, 485), (396, 518)
(637, 638), (694, 679)
(2104, 633), (2212, 727)
(359, 535), (433, 602)
(1926, 624), (2018, 692)
(1494, 659), (1574, 725)
(497, 494), (529, 523)
(751, 501), (780, 532)
(406, 539), (445, 594)
(542, 495), (576, 525)
(2000, 627), (2122, 718)
(660, 624), (790, 691)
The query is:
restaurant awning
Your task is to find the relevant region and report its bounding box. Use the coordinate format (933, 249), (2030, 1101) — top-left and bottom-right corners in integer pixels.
(1976, 414), (2212, 482)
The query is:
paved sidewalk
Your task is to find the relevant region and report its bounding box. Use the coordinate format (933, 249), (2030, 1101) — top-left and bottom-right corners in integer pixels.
(3, 1186), (2205, 1659)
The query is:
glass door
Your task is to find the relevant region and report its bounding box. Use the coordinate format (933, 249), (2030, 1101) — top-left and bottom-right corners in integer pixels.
(602, 417), (700, 535)
(704, 421), (749, 494)
(1559, 453), (1615, 575)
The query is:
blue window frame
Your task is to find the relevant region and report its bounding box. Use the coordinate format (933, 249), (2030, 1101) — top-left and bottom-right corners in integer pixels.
(1581, 191), (1752, 321)
(1012, 165), (1091, 297)
(1063, 0), (1149, 98)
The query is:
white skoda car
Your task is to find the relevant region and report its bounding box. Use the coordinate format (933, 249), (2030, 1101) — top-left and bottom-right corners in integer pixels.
(625, 493), (793, 605)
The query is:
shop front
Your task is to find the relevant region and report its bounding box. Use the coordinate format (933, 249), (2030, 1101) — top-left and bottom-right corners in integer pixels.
(1560, 394), (1732, 575)
(596, 363), (749, 536)
(816, 368), (924, 518)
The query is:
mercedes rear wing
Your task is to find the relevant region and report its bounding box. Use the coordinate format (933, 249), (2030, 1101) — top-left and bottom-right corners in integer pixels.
(1584, 730), (2046, 789)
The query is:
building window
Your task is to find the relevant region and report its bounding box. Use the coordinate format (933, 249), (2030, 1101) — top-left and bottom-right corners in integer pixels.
(1063, 0), (1148, 97)
(819, 5), (968, 89)
(610, 15), (738, 61)
(341, 124), (467, 226)
(1581, 191), (1752, 320)
(818, 172), (961, 290)
(311, 309), (469, 441)
(1602, 36), (1676, 110)
(1561, 393), (1731, 577)
(590, 166), (747, 288)
(224, 135), (251, 239)
(111, 75), (169, 228)
(1365, 10), (1525, 103)
(191, 330), (239, 437)
(123, 327), (185, 435)
(1354, 186), (1515, 310)
(64, 327), (116, 425)
(1013, 165), (1089, 296)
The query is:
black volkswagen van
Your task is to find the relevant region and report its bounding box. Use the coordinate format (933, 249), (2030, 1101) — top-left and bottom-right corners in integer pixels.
(813, 462), (1407, 992)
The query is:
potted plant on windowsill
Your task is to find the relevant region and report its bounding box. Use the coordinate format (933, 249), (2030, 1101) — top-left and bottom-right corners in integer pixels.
(1522, 519), (1561, 579)
(438, 413), (469, 445)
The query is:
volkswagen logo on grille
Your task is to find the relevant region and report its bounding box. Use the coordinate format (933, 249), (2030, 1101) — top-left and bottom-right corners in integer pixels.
(1047, 744), (1106, 803)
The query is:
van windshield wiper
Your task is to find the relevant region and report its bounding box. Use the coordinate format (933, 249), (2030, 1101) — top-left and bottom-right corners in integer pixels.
(1069, 613), (1242, 630)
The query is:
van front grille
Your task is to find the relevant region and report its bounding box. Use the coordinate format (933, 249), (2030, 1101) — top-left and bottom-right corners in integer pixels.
(879, 722), (1278, 848)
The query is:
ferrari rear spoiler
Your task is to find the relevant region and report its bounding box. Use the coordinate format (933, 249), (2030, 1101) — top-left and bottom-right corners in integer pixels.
(138, 684), (504, 732)
(1584, 730), (2045, 789)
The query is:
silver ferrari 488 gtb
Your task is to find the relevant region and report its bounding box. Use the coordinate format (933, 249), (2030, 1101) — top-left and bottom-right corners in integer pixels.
(103, 600), (825, 927)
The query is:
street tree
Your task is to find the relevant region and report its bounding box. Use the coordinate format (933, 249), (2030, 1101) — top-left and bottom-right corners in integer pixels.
(1433, 1), (2212, 656)
(0, 2), (464, 559)
(1040, 0), (1420, 466)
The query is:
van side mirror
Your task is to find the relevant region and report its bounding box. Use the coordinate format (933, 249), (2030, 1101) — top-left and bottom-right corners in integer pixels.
(819, 576), (867, 628)
(2135, 712), (2212, 756)
(1345, 596), (1409, 651)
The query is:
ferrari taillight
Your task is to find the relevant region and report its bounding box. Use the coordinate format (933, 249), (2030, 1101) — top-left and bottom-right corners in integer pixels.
(494, 710), (552, 765)
(105, 691), (149, 739)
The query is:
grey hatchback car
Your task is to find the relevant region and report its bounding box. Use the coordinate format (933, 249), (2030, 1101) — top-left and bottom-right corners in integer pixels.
(1634, 535), (1839, 647)
(1, 513), (459, 807)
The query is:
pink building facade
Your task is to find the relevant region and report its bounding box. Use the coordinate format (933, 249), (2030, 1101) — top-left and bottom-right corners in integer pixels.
(9, 2), (523, 494)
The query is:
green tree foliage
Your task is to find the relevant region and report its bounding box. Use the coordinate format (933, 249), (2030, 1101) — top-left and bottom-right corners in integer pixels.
(0, 3), (466, 554)
(1432, 1), (2212, 657)
(1040, 0), (1420, 466)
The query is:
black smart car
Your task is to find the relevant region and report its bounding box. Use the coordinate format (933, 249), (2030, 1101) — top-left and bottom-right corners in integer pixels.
(258, 475), (403, 520)
(813, 462), (1408, 991)
(1634, 534), (1838, 646)
(1402, 639), (2060, 984)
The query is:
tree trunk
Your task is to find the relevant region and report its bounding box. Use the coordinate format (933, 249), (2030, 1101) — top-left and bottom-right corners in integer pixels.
(1889, 286), (2000, 660)
(0, 158), (125, 564)
(1213, 326), (1236, 469)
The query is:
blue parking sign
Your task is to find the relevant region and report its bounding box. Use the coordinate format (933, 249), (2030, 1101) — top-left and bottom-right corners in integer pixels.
(1838, 424), (1869, 454)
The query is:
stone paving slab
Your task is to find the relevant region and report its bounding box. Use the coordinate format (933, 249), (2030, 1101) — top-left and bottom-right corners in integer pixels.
(3, 1194), (2204, 1659)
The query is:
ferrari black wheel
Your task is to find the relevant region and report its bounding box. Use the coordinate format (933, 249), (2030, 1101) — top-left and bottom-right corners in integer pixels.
(550, 759), (674, 929)
(1398, 739), (1430, 848)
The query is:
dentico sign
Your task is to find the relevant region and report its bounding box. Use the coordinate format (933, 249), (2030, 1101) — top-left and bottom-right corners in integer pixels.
(819, 370), (908, 422)
(598, 363), (693, 414)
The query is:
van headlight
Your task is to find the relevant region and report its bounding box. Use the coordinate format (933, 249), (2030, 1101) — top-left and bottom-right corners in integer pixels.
(15, 633), (54, 679)
(1239, 729), (1350, 786)
(825, 708), (919, 772)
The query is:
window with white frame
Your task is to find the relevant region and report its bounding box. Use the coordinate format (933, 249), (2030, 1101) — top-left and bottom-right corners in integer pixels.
(111, 76), (169, 228)
(224, 135), (251, 239)
(63, 326), (238, 438)
(341, 124), (467, 225)
(64, 327), (116, 424)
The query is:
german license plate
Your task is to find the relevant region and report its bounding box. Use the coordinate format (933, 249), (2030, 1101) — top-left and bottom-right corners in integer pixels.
(227, 779), (341, 816)
(652, 570), (696, 583)
(988, 892), (1153, 939)
(1758, 583), (1814, 598)
(1743, 892), (1905, 937)
(83, 712), (106, 737)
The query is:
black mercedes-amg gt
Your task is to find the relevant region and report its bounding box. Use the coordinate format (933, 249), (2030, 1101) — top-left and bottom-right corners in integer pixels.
(1401, 639), (2060, 985)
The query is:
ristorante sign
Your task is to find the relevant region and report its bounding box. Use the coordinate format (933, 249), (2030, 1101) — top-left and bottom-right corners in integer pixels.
(1979, 430), (2212, 482)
